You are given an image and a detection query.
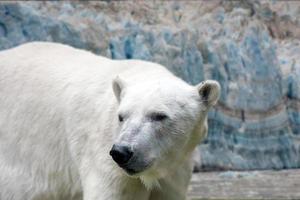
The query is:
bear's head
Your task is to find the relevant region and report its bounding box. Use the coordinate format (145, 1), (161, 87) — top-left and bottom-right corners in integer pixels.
(110, 76), (220, 188)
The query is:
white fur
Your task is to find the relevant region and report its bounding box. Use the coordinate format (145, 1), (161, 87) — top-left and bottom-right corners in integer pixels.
(0, 42), (220, 200)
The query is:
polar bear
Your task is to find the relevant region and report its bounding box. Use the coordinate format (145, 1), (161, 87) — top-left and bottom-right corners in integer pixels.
(0, 42), (220, 200)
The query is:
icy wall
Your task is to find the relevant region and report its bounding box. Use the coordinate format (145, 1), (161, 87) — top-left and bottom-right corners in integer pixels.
(0, 1), (300, 170)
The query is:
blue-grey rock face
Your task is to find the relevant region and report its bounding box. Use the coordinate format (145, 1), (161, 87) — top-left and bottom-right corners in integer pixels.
(1, 1), (300, 170)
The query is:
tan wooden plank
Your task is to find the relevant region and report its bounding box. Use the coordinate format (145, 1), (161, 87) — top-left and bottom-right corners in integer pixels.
(187, 169), (300, 200)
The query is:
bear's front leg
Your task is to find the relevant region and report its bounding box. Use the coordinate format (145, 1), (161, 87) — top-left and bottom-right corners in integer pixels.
(148, 176), (191, 200)
(149, 160), (193, 200)
(81, 166), (150, 200)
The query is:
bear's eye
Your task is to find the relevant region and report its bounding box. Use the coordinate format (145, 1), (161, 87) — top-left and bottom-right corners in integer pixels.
(150, 113), (168, 122)
(118, 114), (124, 122)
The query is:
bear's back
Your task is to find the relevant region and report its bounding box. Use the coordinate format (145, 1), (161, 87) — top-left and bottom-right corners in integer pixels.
(0, 42), (172, 92)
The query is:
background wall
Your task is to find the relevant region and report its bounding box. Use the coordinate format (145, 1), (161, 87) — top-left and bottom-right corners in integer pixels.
(1, 0), (300, 171)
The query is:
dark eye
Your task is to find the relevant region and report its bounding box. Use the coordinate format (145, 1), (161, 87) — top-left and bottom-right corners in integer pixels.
(150, 113), (168, 122)
(118, 114), (124, 122)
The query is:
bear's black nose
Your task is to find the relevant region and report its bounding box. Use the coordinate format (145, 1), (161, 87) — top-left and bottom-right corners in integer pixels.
(109, 144), (133, 166)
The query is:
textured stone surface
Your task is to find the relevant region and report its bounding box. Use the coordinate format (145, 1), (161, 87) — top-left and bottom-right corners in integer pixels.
(0, 1), (300, 170)
(188, 169), (300, 200)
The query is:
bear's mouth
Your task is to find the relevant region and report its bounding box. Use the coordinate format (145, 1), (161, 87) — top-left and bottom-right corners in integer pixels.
(123, 166), (139, 175)
(119, 161), (153, 176)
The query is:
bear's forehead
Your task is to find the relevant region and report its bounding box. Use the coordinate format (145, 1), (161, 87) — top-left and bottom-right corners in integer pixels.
(120, 81), (199, 112)
(129, 81), (194, 100)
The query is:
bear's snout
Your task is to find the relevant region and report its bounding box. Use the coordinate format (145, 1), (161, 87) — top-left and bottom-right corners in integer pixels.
(110, 144), (133, 166)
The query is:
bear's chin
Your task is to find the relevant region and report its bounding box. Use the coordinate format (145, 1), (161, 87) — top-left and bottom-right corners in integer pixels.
(121, 159), (154, 176)
(139, 173), (161, 190)
(123, 166), (161, 190)
(122, 164), (151, 177)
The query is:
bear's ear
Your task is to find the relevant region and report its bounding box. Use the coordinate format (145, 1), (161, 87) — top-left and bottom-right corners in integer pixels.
(112, 76), (126, 102)
(196, 80), (220, 107)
